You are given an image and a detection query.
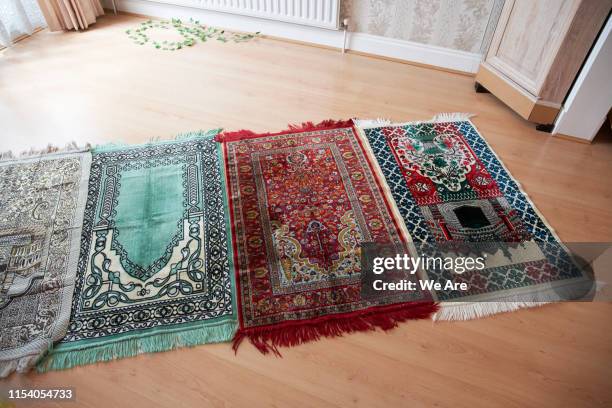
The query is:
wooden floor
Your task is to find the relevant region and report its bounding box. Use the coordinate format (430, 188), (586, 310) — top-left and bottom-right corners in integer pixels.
(1, 14), (611, 408)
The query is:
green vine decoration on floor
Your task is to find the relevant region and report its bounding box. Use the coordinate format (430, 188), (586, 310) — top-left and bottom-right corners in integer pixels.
(126, 18), (260, 51)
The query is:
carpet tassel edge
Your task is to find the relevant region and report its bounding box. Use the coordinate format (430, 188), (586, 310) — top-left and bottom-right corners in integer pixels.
(92, 128), (224, 153)
(0, 129), (224, 161)
(0, 355), (40, 378)
(0, 142), (91, 163)
(354, 113), (476, 130)
(215, 119), (354, 142)
(232, 302), (438, 356)
(433, 301), (551, 321)
(434, 279), (603, 321)
(36, 320), (238, 372)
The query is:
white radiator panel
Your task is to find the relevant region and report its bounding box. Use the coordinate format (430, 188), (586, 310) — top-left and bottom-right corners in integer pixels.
(149, 0), (340, 29)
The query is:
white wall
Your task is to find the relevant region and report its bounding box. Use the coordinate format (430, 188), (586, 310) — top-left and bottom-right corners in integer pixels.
(553, 17), (612, 142)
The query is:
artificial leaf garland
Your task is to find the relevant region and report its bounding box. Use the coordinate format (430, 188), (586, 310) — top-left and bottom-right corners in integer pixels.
(126, 18), (260, 51)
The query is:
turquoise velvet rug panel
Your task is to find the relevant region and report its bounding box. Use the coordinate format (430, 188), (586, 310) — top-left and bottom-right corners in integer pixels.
(113, 163), (185, 280)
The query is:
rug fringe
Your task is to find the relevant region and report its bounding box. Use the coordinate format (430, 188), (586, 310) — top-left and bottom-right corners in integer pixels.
(431, 112), (475, 122)
(433, 301), (549, 321)
(0, 355), (40, 378)
(434, 278), (598, 321)
(353, 113), (476, 130)
(0, 151), (15, 161)
(175, 128), (223, 141)
(232, 302), (438, 356)
(93, 129), (223, 153)
(216, 119), (354, 142)
(37, 320), (237, 372)
(352, 117), (392, 128)
(0, 141), (90, 163)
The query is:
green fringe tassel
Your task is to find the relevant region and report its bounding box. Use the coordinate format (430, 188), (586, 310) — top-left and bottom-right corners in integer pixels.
(37, 320), (237, 372)
(93, 128), (223, 153)
(174, 128), (223, 141)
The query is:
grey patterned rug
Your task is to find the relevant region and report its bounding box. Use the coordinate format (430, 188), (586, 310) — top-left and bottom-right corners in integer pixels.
(0, 150), (91, 377)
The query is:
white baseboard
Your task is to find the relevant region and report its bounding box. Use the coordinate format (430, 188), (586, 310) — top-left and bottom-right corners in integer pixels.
(103, 0), (482, 74)
(347, 33), (482, 73)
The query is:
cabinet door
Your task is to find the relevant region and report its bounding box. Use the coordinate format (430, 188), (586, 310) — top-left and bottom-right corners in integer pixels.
(486, 0), (580, 95)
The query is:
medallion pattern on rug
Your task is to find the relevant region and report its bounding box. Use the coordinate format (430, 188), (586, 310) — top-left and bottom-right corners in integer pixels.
(221, 122), (436, 353)
(0, 152), (90, 377)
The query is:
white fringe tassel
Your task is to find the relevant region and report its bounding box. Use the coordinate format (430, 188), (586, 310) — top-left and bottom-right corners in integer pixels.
(0, 141), (90, 163)
(434, 301), (549, 321)
(431, 112), (475, 122)
(352, 117), (392, 128)
(353, 113), (476, 130)
(396, 112), (476, 126)
(0, 355), (40, 378)
(434, 279), (601, 321)
(0, 151), (15, 161)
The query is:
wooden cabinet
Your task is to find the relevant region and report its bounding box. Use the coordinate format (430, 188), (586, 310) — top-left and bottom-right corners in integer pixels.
(475, 0), (611, 126)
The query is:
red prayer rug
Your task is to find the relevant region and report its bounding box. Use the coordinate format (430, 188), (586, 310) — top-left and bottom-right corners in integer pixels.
(217, 120), (437, 354)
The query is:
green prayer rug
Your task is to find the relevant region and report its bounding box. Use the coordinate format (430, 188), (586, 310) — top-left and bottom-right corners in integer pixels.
(38, 130), (237, 371)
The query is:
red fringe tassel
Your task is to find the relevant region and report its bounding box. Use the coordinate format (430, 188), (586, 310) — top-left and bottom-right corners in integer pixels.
(232, 302), (438, 356)
(216, 119), (354, 142)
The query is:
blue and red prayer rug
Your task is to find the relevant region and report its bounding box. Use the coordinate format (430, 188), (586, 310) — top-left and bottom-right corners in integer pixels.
(217, 120), (437, 355)
(355, 114), (593, 320)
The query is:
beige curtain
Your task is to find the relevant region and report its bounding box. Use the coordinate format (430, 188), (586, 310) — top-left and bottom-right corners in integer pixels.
(37, 0), (103, 31)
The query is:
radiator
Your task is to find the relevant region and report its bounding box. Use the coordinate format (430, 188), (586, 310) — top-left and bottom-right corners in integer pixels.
(152, 0), (341, 30)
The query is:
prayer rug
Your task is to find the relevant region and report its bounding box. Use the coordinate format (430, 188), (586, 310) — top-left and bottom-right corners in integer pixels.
(38, 130), (237, 371)
(218, 120), (437, 354)
(355, 114), (593, 320)
(0, 150), (90, 377)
